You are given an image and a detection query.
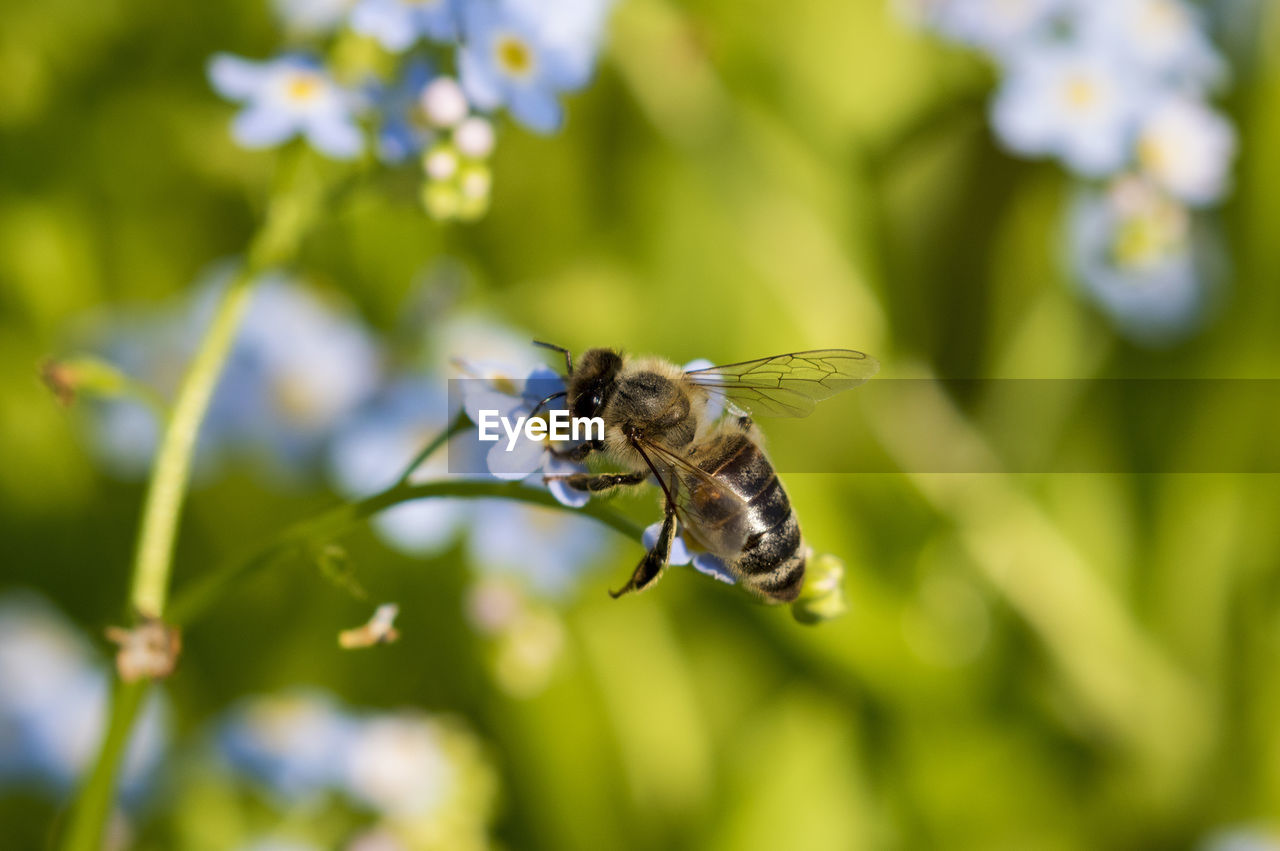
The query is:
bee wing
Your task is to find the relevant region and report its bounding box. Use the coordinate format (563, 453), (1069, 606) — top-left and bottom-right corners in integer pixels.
(635, 436), (747, 548)
(683, 349), (879, 418)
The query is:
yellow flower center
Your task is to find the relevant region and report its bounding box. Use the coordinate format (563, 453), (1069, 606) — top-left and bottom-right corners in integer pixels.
(1137, 135), (1168, 173)
(286, 72), (323, 103)
(274, 376), (325, 424)
(495, 35), (535, 77)
(1063, 76), (1098, 110)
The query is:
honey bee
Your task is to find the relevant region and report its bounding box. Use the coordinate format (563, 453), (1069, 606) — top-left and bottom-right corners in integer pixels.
(533, 344), (879, 603)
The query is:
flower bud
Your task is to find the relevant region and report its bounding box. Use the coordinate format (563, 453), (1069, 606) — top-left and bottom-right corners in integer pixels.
(791, 553), (849, 624)
(420, 77), (468, 127)
(454, 116), (496, 159)
(40, 356), (134, 406)
(458, 164), (492, 200)
(423, 144), (459, 181)
(422, 181), (461, 220)
(105, 618), (182, 681)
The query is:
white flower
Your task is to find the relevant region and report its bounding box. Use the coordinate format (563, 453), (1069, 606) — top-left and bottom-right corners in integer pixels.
(343, 714), (453, 818)
(1067, 178), (1217, 343)
(991, 42), (1146, 176)
(218, 691), (356, 801)
(1076, 0), (1225, 90)
(271, 0), (353, 35)
(0, 593), (167, 795)
(921, 0), (1066, 57)
(1137, 96), (1236, 206)
(454, 116), (496, 158)
(420, 76), (470, 127)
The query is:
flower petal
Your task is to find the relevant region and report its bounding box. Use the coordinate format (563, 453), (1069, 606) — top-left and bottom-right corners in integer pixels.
(231, 104), (300, 148)
(507, 85), (563, 133)
(351, 0), (418, 52)
(458, 44), (505, 111)
(692, 553), (736, 584)
(208, 53), (268, 101)
(486, 435), (545, 480)
(303, 113), (364, 159)
(642, 523), (692, 566)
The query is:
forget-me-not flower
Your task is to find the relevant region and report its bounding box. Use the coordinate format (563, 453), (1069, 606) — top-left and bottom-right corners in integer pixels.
(218, 690), (357, 803)
(351, 0), (459, 52)
(271, 0), (354, 36)
(367, 60), (437, 164)
(991, 42), (1146, 176)
(207, 276), (383, 477)
(1068, 179), (1216, 343)
(1075, 0), (1225, 91)
(467, 499), (611, 596)
(922, 0), (1066, 59)
(458, 363), (585, 498)
(328, 375), (472, 555)
(642, 521), (735, 587)
(0, 592), (168, 800)
(341, 713), (454, 818)
(1137, 95), (1236, 207)
(209, 53), (365, 159)
(458, 0), (605, 133)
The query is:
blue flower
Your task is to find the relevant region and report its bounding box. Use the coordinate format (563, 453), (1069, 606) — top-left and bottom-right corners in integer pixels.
(0, 592), (167, 800)
(350, 0), (459, 51)
(457, 361), (591, 507)
(79, 272), (381, 482)
(467, 500), (611, 596)
(218, 690), (357, 803)
(367, 60), (437, 164)
(328, 375), (472, 555)
(209, 276), (383, 478)
(208, 53), (365, 159)
(642, 522), (736, 587)
(990, 42), (1147, 176)
(458, 0), (608, 133)
(1067, 179), (1219, 343)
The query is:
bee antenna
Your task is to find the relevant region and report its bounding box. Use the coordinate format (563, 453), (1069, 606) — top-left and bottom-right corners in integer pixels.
(529, 390), (567, 418)
(532, 340), (573, 375)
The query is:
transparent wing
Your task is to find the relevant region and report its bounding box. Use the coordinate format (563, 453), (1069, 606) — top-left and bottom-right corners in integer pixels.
(684, 349), (879, 418)
(636, 436), (747, 547)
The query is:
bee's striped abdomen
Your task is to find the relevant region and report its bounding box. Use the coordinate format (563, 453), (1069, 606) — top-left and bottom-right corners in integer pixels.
(696, 433), (806, 603)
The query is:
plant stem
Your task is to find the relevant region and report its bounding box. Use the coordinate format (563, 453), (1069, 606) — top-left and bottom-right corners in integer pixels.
(394, 410), (470, 486)
(58, 681), (147, 851)
(60, 145), (325, 851)
(168, 477), (645, 627)
(129, 267), (258, 619)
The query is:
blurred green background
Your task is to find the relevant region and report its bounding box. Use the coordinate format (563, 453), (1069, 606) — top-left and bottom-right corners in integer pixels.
(3, 0), (1280, 848)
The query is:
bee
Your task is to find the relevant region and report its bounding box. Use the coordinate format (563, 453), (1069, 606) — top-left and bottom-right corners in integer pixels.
(533, 344), (879, 603)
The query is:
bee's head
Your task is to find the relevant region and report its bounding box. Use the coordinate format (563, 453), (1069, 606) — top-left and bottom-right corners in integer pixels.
(566, 347), (622, 421)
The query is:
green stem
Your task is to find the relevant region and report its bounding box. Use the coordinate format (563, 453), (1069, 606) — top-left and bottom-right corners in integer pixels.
(60, 145), (326, 851)
(394, 410), (469, 486)
(58, 681), (147, 851)
(128, 267), (258, 619)
(168, 477), (644, 627)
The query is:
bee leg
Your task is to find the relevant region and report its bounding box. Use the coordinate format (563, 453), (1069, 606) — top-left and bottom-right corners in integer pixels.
(610, 502), (677, 598)
(544, 470), (648, 495)
(547, 442), (595, 462)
